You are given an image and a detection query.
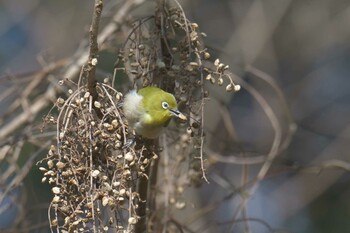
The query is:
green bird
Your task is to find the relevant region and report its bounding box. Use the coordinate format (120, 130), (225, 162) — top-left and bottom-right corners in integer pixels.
(123, 86), (187, 139)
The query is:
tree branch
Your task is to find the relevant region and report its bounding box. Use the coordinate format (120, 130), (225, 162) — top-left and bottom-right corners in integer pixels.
(86, 0), (103, 101)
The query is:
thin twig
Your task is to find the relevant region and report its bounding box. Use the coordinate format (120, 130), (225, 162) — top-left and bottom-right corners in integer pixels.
(245, 65), (297, 151)
(88, 94), (97, 233)
(86, 0), (103, 101)
(228, 73), (283, 232)
(303, 159), (350, 173)
(135, 160), (149, 233)
(195, 48), (209, 183)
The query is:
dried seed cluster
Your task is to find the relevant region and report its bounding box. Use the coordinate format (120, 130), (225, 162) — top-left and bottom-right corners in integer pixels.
(41, 3), (241, 232)
(114, 5), (240, 227)
(42, 82), (158, 232)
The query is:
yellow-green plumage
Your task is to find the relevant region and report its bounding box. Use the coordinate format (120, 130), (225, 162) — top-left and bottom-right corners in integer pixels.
(123, 87), (186, 139)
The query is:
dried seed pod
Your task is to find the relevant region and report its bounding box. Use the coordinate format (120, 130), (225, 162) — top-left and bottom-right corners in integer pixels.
(218, 63), (225, 71)
(50, 145), (56, 152)
(205, 74), (212, 81)
(53, 195), (60, 203)
(119, 189), (126, 195)
(177, 186), (184, 194)
(114, 141), (122, 149)
(52, 187), (60, 194)
(128, 217), (137, 224)
(113, 181), (120, 187)
(123, 170), (131, 176)
(218, 77), (224, 86)
(214, 58), (220, 66)
(103, 123), (112, 129)
(142, 158), (149, 165)
(185, 65), (194, 72)
(189, 62), (199, 68)
(56, 161), (65, 169)
(57, 97), (65, 105)
(116, 92), (123, 100)
(226, 83), (233, 92)
(39, 167), (47, 172)
(93, 130), (101, 137)
(175, 201), (186, 209)
(234, 85), (241, 91)
(78, 119), (84, 126)
(191, 23), (198, 29)
(139, 57), (148, 67)
(102, 196), (109, 206)
(190, 31), (198, 41)
(91, 58), (98, 66)
(91, 170), (100, 177)
(94, 101), (101, 108)
(45, 170), (55, 176)
(75, 98), (81, 105)
(111, 119), (119, 128)
(51, 219), (58, 226)
(138, 44), (145, 50)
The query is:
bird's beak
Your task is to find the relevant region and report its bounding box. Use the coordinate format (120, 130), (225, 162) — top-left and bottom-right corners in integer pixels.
(169, 109), (187, 121)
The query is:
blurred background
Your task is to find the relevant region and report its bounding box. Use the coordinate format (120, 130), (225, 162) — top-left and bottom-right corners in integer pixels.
(1, 0), (350, 232)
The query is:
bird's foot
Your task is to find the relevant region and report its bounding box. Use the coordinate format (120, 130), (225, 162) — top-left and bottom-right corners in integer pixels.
(122, 137), (136, 149)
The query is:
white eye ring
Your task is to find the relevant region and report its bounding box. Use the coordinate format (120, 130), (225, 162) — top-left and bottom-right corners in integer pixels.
(162, 101), (169, 109)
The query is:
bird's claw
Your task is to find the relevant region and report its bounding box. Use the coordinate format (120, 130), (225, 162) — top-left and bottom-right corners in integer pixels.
(122, 137), (136, 149)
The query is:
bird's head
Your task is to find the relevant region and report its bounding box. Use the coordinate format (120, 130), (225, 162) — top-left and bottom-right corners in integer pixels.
(138, 87), (187, 127)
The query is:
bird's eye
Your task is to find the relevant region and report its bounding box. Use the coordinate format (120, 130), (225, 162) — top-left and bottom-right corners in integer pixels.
(162, 101), (169, 109)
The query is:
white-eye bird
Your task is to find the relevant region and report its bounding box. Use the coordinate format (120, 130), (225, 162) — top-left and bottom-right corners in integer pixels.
(123, 86), (187, 139)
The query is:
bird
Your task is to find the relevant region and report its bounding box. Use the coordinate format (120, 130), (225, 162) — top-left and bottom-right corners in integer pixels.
(123, 86), (187, 139)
